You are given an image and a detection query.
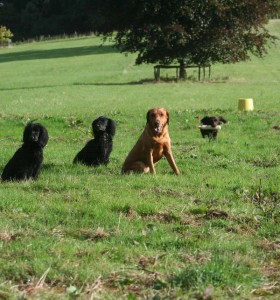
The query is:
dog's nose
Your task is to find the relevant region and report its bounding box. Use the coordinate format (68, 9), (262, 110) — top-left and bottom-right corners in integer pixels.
(32, 133), (39, 141)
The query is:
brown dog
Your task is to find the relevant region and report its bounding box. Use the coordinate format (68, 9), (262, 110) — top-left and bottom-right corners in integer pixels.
(122, 108), (180, 175)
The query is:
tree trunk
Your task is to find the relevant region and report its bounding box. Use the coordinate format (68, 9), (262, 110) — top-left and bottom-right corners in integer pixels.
(179, 59), (187, 79)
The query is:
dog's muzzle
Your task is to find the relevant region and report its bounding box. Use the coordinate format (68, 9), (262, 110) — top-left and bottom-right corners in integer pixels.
(154, 122), (163, 134)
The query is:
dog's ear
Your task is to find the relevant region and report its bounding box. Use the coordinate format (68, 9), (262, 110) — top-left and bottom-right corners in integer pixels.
(106, 119), (116, 136)
(146, 109), (152, 124)
(39, 125), (49, 147)
(218, 116), (227, 124)
(165, 109), (170, 124)
(23, 123), (32, 143)
(200, 116), (208, 125)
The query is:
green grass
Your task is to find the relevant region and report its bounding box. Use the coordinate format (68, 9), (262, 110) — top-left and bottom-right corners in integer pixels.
(0, 20), (280, 299)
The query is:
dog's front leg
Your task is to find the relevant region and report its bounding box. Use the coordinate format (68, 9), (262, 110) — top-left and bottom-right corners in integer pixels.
(164, 150), (180, 175)
(148, 150), (156, 174)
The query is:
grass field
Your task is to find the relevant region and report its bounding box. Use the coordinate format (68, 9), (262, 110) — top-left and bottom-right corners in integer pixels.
(0, 20), (279, 299)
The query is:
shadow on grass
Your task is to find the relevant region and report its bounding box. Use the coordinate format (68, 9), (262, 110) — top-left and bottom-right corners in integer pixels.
(0, 85), (67, 91)
(72, 77), (200, 86)
(0, 45), (117, 63)
(73, 77), (189, 86)
(0, 77), (188, 91)
(0, 79), (157, 91)
(73, 79), (157, 86)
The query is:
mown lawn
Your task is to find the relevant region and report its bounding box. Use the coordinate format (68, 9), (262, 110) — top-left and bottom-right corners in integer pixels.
(0, 20), (279, 299)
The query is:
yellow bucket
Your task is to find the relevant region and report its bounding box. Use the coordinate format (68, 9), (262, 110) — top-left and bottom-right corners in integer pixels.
(238, 98), (254, 111)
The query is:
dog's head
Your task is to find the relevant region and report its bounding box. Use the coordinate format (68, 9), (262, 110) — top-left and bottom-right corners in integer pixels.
(201, 116), (227, 127)
(146, 107), (169, 135)
(23, 123), (49, 148)
(92, 116), (116, 137)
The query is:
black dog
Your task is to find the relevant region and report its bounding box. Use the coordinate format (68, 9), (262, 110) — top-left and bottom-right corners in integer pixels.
(198, 116), (227, 139)
(73, 116), (116, 166)
(1, 123), (49, 181)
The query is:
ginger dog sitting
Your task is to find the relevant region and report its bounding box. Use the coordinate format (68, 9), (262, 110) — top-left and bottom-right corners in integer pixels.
(122, 107), (180, 175)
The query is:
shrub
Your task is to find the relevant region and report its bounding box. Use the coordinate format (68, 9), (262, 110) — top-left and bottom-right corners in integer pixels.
(0, 25), (13, 47)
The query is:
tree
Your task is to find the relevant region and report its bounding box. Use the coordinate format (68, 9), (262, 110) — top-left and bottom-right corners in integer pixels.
(95, 0), (278, 79)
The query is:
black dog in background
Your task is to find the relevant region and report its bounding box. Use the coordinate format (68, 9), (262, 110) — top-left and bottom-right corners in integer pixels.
(73, 116), (116, 166)
(198, 116), (227, 139)
(1, 123), (49, 181)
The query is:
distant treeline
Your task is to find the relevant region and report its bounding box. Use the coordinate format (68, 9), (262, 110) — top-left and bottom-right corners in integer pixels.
(0, 0), (102, 41)
(0, 0), (280, 42)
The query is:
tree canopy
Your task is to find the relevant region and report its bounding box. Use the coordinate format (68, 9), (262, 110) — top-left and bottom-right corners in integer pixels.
(95, 0), (278, 76)
(0, 0), (278, 79)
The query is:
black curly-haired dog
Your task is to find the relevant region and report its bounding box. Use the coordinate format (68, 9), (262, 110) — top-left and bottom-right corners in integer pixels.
(1, 122), (49, 181)
(73, 116), (116, 166)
